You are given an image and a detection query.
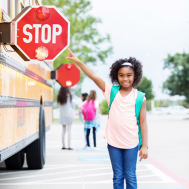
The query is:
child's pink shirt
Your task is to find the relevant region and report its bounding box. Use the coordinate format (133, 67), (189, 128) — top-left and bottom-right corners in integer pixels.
(103, 83), (145, 149)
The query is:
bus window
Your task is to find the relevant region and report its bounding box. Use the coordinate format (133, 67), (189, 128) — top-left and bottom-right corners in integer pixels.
(7, 0), (15, 19)
(2, 1), (8, 14)
(15, 0), (20, 16)
(25, 0), (30, 6)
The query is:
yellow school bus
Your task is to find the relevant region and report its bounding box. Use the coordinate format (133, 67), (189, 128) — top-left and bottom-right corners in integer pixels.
(0, 0), (53, 169)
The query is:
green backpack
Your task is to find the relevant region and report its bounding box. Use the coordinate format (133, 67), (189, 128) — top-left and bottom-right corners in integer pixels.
(108, 86), (145, 146)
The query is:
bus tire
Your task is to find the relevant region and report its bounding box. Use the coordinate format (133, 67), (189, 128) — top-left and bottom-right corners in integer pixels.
(5, 150), (24, 170)
(26, 105), (46, 169)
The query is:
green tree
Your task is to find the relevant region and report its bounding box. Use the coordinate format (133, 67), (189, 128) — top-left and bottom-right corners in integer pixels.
(42, 0), (113, 96)
(137, 76), (154, 100)
(100, 100), (109, 115)
(163, 53), (189, 103)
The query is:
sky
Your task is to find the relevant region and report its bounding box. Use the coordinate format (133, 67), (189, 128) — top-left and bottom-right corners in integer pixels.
(81, 0), (189, 102)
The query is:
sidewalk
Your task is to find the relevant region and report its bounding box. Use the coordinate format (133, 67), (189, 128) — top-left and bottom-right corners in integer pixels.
(0, 114), (188, 189)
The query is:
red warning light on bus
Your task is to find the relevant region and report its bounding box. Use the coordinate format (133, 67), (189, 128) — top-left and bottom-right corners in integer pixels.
(36, 6), (50, 21)
(35, 46), (49, 61)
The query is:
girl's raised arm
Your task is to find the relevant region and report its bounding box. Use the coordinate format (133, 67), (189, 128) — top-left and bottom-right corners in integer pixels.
(66, 48), (105, 92)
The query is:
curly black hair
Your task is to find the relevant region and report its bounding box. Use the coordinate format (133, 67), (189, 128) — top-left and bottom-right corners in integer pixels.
(109, 57), (143, 87)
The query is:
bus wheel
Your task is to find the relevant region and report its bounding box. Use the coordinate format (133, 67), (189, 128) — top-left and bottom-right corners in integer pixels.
(5, 150), (24, 170)
(26, 105), (46, 169)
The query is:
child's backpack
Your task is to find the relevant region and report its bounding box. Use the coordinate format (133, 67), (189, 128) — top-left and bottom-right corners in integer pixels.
(82, 100), (96, 121)
(108, 86), (145, 146)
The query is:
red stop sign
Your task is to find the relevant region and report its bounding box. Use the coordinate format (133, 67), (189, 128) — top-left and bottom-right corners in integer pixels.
(11, 6), (70, 61)
(56, 64), (80, 87)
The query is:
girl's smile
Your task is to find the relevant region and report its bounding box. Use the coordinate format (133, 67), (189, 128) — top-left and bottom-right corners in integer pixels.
(123, 82), (130, 86)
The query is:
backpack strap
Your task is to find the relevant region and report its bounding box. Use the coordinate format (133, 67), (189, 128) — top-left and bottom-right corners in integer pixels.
(135, 91), (145, 123)
(108, 85), (120, 116)
(135, 91), (145, 146)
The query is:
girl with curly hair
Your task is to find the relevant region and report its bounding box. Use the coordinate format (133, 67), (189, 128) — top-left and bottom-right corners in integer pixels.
(66, 49), (148, 189)
(57, 87), (74, 150)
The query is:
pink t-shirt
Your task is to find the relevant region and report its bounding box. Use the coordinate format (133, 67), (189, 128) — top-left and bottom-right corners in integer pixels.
(103, 83), (145, 149)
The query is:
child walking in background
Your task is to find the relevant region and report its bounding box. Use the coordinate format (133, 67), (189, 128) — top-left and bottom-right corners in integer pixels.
(57, 87), (74, 150)
(79, 90), (99, 149)
(66, 48), (148, 189)
(79, 93), (88, 147)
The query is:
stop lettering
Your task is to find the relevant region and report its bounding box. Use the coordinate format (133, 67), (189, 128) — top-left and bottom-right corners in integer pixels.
(23, 24), (62, 44)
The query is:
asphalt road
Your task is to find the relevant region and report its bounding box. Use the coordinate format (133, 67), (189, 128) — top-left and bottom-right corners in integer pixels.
(0, 114), (189, 189)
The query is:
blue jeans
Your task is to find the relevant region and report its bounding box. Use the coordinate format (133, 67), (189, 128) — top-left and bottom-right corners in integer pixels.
(107, 144), (139, 189)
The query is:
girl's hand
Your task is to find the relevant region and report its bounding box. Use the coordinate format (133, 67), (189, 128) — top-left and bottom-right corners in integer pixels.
(66, 48), (80, 64)
(66, 48), (105, 91)
(139, 146), (148, 162)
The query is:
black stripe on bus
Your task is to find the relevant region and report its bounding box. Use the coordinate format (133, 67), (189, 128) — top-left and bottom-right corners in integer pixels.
(0, 132), (39, 162)
(0, 51), (53, 88)
(0, 96), (40, 108)
(44, 101), (53, 107)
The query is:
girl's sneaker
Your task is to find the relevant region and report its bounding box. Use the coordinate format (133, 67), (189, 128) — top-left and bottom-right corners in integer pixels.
(68, 148), (73, 150)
